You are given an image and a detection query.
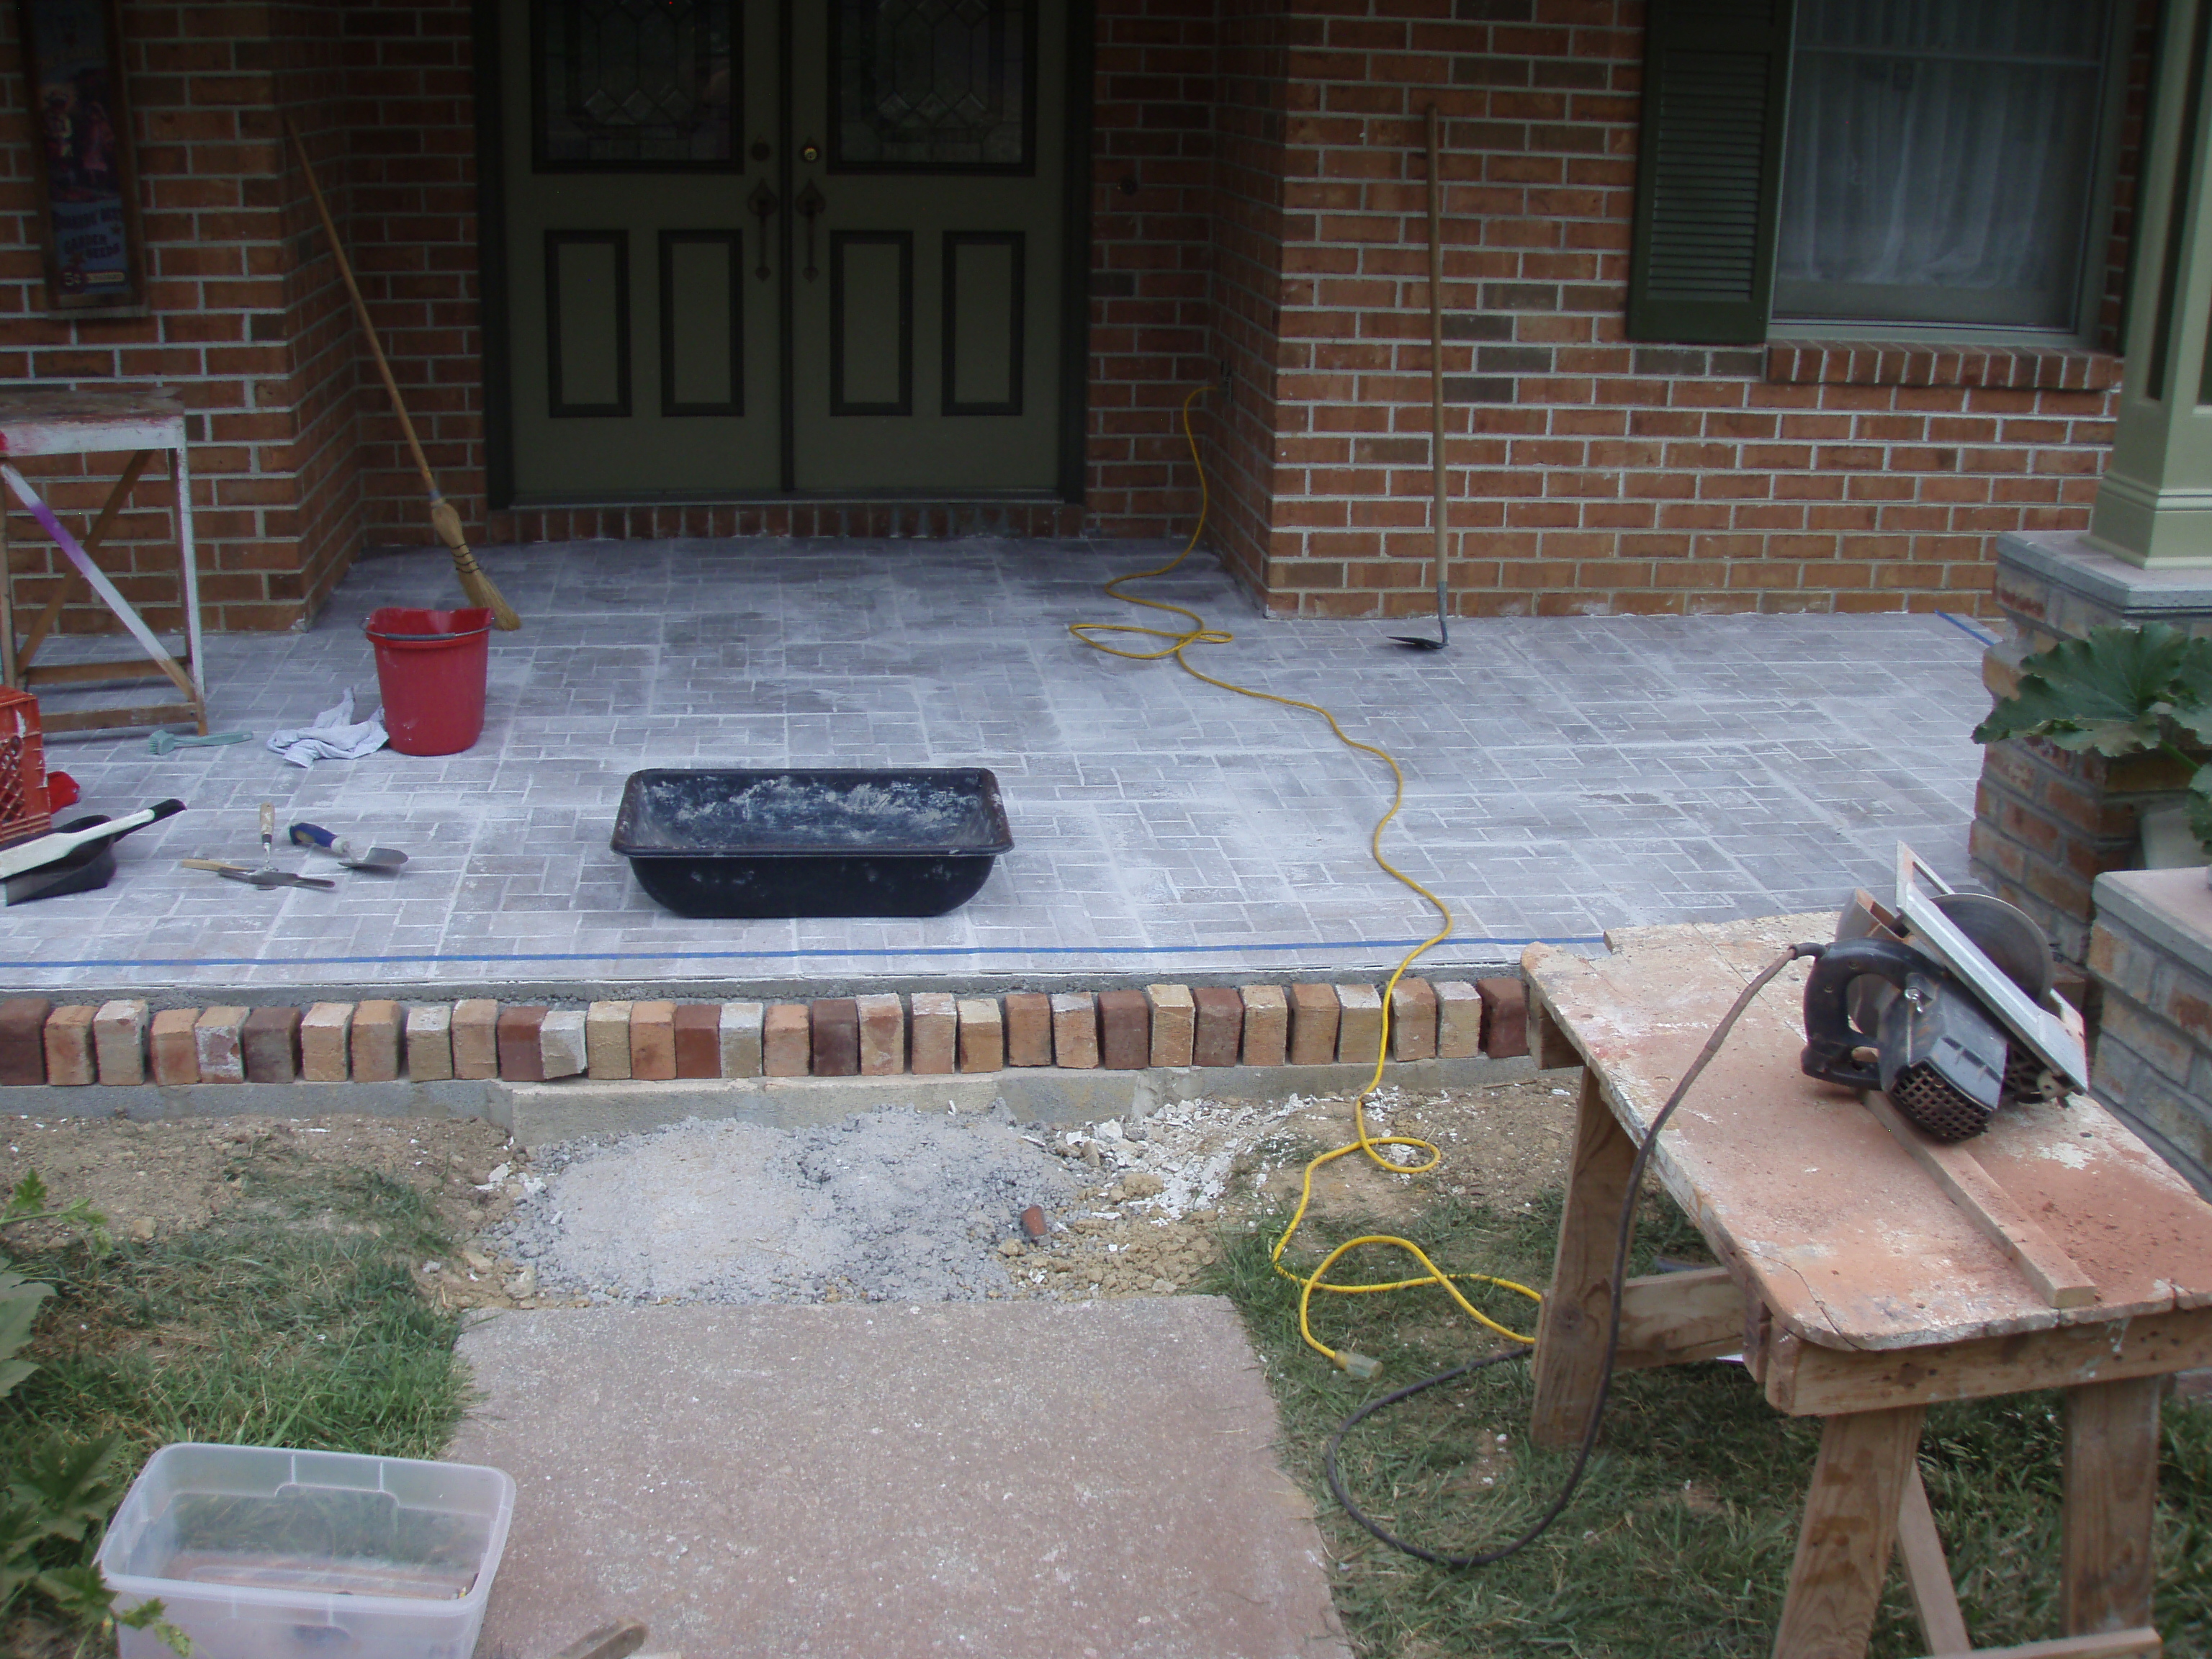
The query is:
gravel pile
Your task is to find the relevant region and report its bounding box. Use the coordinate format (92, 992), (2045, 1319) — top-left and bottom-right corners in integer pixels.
(493, 1107), (1081, 1305)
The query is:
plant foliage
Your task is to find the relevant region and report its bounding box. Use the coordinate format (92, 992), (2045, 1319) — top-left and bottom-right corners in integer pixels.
(1973, 624), (2212, 754)
(1976, 623), (2212, 858)
(0, 1172), (185, 1653)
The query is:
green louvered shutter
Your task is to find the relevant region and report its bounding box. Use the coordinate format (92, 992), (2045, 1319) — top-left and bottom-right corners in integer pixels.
(1625, 0), (1793, 343)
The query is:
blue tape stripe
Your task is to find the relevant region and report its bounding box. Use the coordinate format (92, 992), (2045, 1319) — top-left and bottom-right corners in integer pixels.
(0, 935), (1606, 974)
(1935, 609), (1999, 647)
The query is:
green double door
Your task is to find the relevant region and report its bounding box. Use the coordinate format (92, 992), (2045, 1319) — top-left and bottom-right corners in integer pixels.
(499, 0), (1068, 500)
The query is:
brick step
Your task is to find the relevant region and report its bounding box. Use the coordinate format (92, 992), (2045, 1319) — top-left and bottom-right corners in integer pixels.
(0, 978), (1533, 1089)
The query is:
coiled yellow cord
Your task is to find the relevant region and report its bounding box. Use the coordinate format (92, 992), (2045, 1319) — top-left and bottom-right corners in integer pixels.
(1070, 386), (1541, 1372)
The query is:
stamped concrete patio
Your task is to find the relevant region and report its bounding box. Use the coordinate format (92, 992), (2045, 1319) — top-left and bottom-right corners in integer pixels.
(2, 537), (1996, 999)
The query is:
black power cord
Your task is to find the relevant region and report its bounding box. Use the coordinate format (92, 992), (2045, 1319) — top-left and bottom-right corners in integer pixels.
(1324, 942), (1824, 1568)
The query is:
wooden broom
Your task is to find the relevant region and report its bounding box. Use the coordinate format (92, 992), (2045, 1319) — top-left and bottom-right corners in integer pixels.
(283, 117), (521, 630)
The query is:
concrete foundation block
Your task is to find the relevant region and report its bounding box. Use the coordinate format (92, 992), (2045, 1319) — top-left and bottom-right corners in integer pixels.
(93, 999), (148, 1086)
(453, 1000), (500, 1081)
(498, 1007), (550, 1083)
(42, 1005), (96, 1086)
(1434, 981), (1482, 1059)
(1477, 977), (1528, 1059)
(1389, 978), (1437, 1062)
(300, 1003), (353, 1084)
(585, 1002), (633, 1079)
(406, 1004), (454, 1082)
(631, 1001), (678, 1082)
(674, 1004), (721, 1078)
(1003, 992), (1052, 1067)
(1145, 984), (1194, 1069)
(1241, 984), (1287, 1068)
(242, 1006), (302, 1084)
(351, 1000), (403, 1084)
(855, 993), (904, 1076)
(721, 1002), (764, 1078)
(0, 998), (52, 1085)
(148, 1009), (199, 1086)
(1336, 986), (1382, 1066)
(1190, 987), (1241, 1067)
(1287, 984), (1339, 1066)
(194, 1007), (248, 1084)
(811, 999), (861, 1077)
(956, 998), (1003, 1073)
(910, 992), (957, 1075)
(763, 1004), (810, 1076)
(1097, 989), (1148, 1070)
(1051, 993), (1100, 1069)
(539, 1010), (587, 1081)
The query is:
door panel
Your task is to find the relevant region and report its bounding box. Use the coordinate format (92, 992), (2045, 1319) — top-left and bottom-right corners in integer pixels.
(504, 0), (777, 498)
(788, 0), (1064, 491)
(499, 0), (1068, 500)
(659, 231), (743, 414)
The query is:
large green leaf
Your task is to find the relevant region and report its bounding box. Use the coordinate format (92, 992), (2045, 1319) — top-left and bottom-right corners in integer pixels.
(1973, 623), (2212, 753)
(0, 1271), (52, 1399)
(8, 1434), (123, 1544)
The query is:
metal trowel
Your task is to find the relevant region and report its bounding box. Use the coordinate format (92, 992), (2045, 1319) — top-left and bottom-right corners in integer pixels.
(290, 821), (408, 872)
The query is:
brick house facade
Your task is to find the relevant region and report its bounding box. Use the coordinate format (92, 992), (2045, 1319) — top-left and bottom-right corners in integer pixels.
(0, 0), (2159, 633)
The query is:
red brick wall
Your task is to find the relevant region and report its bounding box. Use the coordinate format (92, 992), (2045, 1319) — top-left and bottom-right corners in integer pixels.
(1244, 0), (2146, 620)
(0, 0), (2157, 633)
(0, 0), (343, 634)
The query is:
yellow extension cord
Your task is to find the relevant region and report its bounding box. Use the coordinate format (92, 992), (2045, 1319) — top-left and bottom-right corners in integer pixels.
(1069, 387), (1542, 1376)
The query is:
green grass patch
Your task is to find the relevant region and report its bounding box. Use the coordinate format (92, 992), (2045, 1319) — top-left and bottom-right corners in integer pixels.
(1209, 1192), (2212, 1659)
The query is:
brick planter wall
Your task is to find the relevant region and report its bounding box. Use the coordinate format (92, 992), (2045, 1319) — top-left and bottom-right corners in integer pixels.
(2087, 868), (2212, 1195)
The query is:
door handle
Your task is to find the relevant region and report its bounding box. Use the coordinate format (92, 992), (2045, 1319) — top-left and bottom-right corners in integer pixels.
(747, 182), (778, 280)
(796, 182), (825, 282)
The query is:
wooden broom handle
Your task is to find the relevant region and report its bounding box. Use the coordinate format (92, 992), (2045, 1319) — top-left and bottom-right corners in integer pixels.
(282, 115), (442, 501)
(1427, 103), (1448, 585)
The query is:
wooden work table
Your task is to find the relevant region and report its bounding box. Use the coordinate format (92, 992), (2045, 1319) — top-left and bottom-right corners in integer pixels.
(1523, 914), (2212, 1659)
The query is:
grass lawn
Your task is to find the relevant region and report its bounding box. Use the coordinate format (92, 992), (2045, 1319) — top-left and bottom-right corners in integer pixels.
(1, 1143), (475, 1656)
(1209, 1190), (2212, 1659)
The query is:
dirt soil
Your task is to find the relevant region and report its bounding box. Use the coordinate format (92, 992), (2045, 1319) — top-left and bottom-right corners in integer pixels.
(1, 1077), (1581, 1314)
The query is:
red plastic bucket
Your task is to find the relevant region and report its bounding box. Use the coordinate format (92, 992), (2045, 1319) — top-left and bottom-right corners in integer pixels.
(366, 606), (493, 756)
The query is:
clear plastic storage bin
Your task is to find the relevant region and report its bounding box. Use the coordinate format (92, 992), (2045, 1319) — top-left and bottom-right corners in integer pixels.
(95, 1444), (516, 1659)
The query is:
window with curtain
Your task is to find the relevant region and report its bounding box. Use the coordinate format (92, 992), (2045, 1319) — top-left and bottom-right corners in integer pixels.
(1773, 0), (2114, 332)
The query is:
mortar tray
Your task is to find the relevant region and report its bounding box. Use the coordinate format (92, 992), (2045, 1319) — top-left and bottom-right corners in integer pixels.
(611, 768), (1013, 919)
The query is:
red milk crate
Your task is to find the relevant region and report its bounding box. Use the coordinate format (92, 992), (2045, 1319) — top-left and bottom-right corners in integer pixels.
(0, 691), (52, 850)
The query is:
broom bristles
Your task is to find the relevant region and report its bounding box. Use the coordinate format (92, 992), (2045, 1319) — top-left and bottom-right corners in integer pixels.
(428, 497), (521, 630)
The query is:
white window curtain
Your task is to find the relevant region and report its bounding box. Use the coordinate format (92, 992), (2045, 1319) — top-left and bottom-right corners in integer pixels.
(1775, 0), (2110, 331)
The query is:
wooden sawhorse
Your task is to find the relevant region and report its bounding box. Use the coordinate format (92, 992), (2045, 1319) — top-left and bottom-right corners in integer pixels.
(1523, 914), (2212, 1659)
(0, 389), (206, 735)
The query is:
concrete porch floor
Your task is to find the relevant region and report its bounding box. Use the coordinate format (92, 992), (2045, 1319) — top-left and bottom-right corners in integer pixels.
(1, 538), (1995, 999)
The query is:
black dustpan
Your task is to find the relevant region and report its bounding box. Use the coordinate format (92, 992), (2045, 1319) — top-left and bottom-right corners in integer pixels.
(4, 812), (142, 905)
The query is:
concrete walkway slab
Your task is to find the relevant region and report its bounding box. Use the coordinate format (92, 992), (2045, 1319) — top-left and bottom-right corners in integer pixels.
(451, 1299), (1349, 1659)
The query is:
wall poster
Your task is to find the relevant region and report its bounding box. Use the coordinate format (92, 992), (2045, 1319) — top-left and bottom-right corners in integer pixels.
(15, 0), (143, 313)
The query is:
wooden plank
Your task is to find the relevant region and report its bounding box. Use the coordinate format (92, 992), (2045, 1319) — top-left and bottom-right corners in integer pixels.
(1523, 932), (2212, 1352)
(1530, 1067), (1636, 1448)
(1763, 1304), (2212, 1416)
(1863, 1092), (2098, 1310)
(24, 660), (172, 688)
(2062, 1376), (2163, 1638)
(1530, 997), (1581, 1069)
(1896, 1465), (1970, 1657)
(1912, 1630), (2159, 1659)
(1616, 1265), (1745, 1370)
(1772, 1404), (1926, 1659)
(38, 701), (199, 735)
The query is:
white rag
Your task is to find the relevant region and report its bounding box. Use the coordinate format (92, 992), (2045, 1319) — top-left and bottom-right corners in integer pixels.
(266, 688), (389, 769)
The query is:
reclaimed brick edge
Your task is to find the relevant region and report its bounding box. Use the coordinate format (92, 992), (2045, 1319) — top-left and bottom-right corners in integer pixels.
(0, 979), (1554, 1088)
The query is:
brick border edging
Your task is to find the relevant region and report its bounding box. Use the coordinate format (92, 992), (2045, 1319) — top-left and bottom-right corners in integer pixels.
(0, 977), (1533, 1089)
